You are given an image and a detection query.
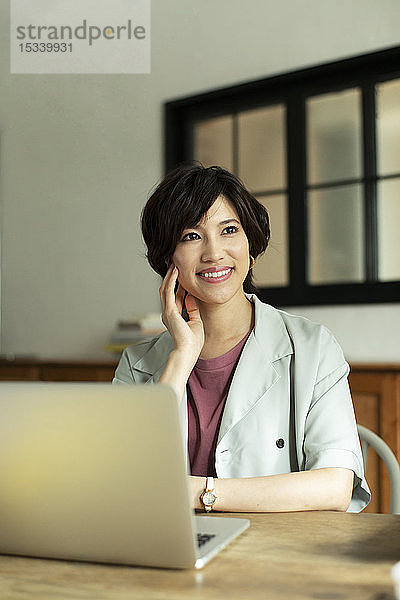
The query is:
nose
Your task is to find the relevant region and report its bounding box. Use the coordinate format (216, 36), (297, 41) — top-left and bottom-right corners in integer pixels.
(200, 236), (225, 263)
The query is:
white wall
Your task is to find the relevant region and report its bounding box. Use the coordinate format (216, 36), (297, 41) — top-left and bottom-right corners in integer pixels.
(0, 0), (399, 361)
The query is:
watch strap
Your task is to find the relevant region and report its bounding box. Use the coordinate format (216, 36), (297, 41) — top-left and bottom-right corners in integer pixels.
(205, 476), (214, 492)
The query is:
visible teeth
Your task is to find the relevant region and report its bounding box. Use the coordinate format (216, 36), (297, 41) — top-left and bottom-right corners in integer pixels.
(198, 268), (232, 278)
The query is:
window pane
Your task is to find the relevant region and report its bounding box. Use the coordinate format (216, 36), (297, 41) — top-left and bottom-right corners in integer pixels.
(238, 105), (286, 192)
(307, 88), (362, 185)
(378, 178), (400, 281)
(252, 194), (289, 287)
(193, 115), (233, 171)
(307, 185), (364, 284)
(376, 78), (400, 176)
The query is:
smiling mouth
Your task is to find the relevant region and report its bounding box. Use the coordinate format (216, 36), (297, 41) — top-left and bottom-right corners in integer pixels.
(196, 267), (233, 280)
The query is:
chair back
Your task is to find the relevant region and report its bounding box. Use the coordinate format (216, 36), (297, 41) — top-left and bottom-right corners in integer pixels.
(357, 424), (400, 514)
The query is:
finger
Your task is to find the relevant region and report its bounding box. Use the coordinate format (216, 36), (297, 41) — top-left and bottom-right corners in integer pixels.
(159, 263), (174, 293)
(159, 263), (175, 308)
(175, 282), (186, 314)
(159, 264), (171, 300)
(185, 294), (202, 321)
(163, 266), (180, 313)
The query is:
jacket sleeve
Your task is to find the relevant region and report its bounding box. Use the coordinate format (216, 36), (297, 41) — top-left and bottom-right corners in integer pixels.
(301, 326), (371, 512)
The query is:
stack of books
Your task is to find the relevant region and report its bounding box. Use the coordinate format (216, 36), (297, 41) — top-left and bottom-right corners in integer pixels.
(106, 313), (166, 356)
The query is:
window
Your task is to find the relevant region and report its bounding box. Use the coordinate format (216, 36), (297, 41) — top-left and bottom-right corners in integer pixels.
(164, 46), (400, 305)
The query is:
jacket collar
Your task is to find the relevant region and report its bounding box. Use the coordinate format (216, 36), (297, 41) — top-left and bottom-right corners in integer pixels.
(216, 294), (293, 443)
(130, 331), (174, 383)
(246, 293), (293, 363)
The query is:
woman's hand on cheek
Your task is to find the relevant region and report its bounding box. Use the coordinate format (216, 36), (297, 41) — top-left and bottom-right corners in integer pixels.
(159, 265), (205, 364)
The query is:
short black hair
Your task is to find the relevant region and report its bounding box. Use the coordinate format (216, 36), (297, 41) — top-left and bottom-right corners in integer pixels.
(141, 163), (270, 295)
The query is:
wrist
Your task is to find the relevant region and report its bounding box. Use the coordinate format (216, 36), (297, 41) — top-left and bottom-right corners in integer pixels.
(159, 350), (196, 403)
(190, 476), (205, 510)
(170, 348), (199, 370)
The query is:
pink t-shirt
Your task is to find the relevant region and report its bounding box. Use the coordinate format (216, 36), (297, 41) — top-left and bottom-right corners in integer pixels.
(187, 330), (252, 477)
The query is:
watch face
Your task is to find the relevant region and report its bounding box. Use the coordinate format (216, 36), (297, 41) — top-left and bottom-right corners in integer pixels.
(203, 491), (216, 506)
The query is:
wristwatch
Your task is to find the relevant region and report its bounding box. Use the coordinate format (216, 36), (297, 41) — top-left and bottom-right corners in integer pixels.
(200, 477), (217, 512)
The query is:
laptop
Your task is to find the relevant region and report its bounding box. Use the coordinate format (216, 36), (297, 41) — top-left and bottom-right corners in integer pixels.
(0, 382), (249, 569)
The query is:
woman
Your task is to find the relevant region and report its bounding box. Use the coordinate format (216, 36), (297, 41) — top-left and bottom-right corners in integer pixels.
(114, 164), (370, 513)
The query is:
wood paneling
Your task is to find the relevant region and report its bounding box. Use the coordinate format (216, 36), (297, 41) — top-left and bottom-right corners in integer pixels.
(349, 365), (400, 513)
(0, 358), (117, 383)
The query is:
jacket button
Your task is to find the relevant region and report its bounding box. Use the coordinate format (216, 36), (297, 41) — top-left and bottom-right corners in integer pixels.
(276, 438), (285, 449)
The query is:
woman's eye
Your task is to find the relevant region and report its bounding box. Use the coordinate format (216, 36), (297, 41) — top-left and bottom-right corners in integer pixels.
(181, 232), (200, 242)
(223, 225), (238, 234)
(181, 226), (238, 241)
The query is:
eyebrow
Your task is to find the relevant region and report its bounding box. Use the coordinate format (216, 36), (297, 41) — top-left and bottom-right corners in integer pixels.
(188, 218), (241, 230)
(218, 218), (240, 226)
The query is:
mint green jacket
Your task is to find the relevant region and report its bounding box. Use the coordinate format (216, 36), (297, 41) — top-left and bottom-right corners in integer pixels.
(113, 294), (371, 512)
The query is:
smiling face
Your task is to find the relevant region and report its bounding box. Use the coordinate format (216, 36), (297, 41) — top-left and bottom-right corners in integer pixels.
(172, 195), (251, 306)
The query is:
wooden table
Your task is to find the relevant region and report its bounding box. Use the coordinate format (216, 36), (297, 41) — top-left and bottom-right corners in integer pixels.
(0, 511), (399, 599)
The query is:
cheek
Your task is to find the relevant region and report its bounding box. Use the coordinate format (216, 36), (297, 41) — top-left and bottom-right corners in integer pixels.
(232, 238), (250, 262)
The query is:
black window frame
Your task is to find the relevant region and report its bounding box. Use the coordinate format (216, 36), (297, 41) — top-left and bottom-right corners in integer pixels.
(164, 45), (400, 306)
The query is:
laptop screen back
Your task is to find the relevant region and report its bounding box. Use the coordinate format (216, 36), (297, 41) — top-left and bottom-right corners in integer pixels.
(0, 383), (198, 568)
